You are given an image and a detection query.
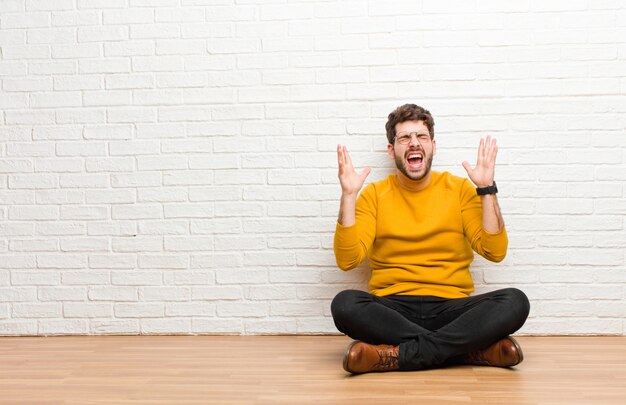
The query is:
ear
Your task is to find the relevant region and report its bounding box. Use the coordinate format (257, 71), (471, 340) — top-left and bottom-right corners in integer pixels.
(432, 139), (437, 156)
(387, 143), (395, 160)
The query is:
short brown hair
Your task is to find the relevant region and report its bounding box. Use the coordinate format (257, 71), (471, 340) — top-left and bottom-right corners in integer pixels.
(385, 104), (435, 144)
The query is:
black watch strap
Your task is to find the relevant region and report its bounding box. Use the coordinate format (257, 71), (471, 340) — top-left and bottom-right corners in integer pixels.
(476, 181), (498, 195)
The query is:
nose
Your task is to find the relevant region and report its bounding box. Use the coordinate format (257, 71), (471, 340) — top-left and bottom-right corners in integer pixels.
(408, 133), (420, 147)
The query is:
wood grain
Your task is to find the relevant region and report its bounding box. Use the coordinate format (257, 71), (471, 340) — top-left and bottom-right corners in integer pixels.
(1, 336), (625, 404)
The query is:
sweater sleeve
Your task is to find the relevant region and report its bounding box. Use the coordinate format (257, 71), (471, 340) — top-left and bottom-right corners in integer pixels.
(460, 179), (508, 262)
(333, 183), (377, 271)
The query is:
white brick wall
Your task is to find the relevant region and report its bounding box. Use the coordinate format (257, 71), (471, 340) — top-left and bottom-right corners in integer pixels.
(1, 1), (625, 336)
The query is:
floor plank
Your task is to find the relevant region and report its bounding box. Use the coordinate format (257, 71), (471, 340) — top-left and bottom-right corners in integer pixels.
(1, 336), (625, 404)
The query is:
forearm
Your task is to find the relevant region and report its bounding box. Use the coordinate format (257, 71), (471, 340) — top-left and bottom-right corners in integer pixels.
(480, 194), (504, 233)
(338, 193), (358, 227)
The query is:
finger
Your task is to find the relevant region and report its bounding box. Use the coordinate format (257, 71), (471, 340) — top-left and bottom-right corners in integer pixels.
(485, 136), (492, 158)
(477, 138), (485, 164)
(338, 144), (347, 174)
(343, 145), (354, 168)
(486, 137), (497, 163)
(337, 144), (343, 167)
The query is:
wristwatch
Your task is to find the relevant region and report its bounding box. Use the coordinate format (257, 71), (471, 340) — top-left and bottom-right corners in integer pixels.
(476, 181), (498, 195)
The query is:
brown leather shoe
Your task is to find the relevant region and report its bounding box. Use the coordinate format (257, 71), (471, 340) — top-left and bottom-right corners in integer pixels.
(464, 336), (524, 367)
(343, 341), (400, 374)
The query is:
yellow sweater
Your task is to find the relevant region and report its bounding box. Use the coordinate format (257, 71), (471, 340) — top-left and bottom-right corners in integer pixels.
(334, 172), (508, 299)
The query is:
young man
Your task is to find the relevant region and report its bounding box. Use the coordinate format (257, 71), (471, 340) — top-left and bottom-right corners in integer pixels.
(332, 104), (530, 374)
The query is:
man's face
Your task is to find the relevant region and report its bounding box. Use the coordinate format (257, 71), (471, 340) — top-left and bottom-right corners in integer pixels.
(387, 120), (436, 182)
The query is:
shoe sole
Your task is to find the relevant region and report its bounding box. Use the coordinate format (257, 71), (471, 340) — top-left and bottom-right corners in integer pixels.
(342, 340), (361, 373)
(507, 336), (524, 366)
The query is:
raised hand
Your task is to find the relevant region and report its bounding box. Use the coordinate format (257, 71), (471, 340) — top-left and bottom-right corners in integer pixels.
(462, 136), (497, 188)
(337, 144), (371, 196)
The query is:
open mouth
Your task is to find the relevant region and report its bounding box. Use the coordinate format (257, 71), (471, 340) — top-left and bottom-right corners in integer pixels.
(406, 151), (424, 170)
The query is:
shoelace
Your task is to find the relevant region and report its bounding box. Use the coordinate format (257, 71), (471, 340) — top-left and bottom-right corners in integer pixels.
(376, 349), (398, 370)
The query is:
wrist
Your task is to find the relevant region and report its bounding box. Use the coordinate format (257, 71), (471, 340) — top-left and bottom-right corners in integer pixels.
(476, 181), (498, 195)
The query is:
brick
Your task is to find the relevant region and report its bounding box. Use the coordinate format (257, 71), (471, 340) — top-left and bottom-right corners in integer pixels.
(103, 9), (154, 24)
(107, 107), (157, 123)
(6, 111), (55, 125)
(192, 318), (242, 334)
(1, 12), (50, 29)
(190, 218), (242, 235)
(163, 171), (214, 186)
(13, 303), (61, 318)
(89, 254), (136, 269)
(52, 11), (100, 26)
(60, 237), (109, 252)
(111, 173), (161, 187)
(39, 319), (89, 335)
(78, 26), (129, 42)
(141, 286), (190, 302)
(164, 236), (213, 252)
(137, 155), (187, 171)
(156, 72), (207, 88)
(56, 42), (100, 60)
(37, 254), (87, 269)
(12, 271), (60, 285)
(3, 77), (51, 92)
(131, 23), (180, 39)
(163, 202), (215, 219)
(166, 302), (215, 316)
(0, 222), (34, 236)
(156, 39), (205, 55)
(27, 27), (75, 44)
(242, 186), (294, 201)
(112, 271), (162, 286)
(61, 271), (110, 285)
(10, 239), (58, 252)
(165, 270), (214, 286)
(155, 7), (205, 22)
(141, 319), (191, 334)
(207, 38), (261, 54)
(138, 188), (188, 203)
(87, 222), (137, 237)
(90, 320), (139, 335)
(115, 303), (164, 318)
(137, 220), (186, 236)
(269, 301), (323, 316)
(39, 287), (87, 301)
(245, 319), (296, 334)
(247, 286), (296, 301)
(112, 237), (162, 253)
(64, 303), (112, 318)
(27, 0), (74, 11)
(191, 286), (241, 300)
(217, 302), (266, 317)
(138, 254), (188, 269)
(181, 22), (232, 38)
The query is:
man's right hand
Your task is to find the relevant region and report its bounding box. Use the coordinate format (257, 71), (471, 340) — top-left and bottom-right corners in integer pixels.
(337, 144), (371, 197)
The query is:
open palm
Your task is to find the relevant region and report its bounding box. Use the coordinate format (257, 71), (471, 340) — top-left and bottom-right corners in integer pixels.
(462, 136), (497, 188)
(337, 145), (371, 196)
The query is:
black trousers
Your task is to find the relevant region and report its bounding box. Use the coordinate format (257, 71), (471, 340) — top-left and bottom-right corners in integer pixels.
(331, 288), (530, 371)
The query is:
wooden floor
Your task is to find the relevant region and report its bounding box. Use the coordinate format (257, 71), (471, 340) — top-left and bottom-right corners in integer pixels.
(1, 336), (625, 404)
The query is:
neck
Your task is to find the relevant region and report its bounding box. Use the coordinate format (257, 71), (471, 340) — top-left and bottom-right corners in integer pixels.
(396, 170), (432, 191)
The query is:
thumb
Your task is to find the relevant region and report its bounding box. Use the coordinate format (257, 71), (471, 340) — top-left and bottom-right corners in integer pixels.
(461, 161), (472, 174)
(360, 167), (372, 180)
